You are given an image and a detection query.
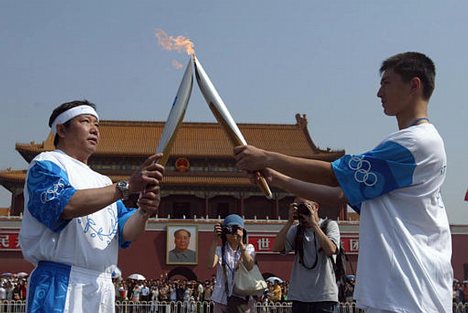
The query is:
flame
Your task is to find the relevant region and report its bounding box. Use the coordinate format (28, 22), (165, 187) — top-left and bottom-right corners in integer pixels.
(155, 29), (195, 56)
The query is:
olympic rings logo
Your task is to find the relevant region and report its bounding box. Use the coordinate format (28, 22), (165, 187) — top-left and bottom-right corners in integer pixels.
(40, 178), (66, 203)
(348, 156), (378, 187)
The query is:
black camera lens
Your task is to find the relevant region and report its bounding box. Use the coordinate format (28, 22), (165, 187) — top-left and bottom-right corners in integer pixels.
(297, 203), (310, 216)
(222, 225), (240, 235)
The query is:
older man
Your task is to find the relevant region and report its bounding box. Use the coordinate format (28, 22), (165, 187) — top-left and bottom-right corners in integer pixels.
(168, 228), (196, 263)
(20, 100), (165, 313)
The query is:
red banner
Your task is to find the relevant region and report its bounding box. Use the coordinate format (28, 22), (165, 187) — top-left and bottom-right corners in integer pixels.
(248, 234), (277, 254)
(465, 188), (468, 202)
(248, 233), (359, 255)
(340, 235), (360, 255)
(0, 231), (20, 251)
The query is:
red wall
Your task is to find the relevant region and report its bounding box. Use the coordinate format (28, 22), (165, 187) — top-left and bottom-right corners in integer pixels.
(1, 227), (466, 282)
(452, 233), (468, 280)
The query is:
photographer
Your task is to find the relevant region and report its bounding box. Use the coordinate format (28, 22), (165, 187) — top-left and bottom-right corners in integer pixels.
(272, 197), (340, 313)
(208, 214), (256, 313)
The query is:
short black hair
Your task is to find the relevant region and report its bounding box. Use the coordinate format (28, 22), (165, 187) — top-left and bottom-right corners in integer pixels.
(49, 100), (97, 147)
(380, 52), (436, 100)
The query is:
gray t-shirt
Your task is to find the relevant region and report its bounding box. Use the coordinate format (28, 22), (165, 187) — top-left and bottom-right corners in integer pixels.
(284, 219), (340, 302)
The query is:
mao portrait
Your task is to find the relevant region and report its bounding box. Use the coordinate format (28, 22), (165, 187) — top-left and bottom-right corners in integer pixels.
(166, 225), (198, 265)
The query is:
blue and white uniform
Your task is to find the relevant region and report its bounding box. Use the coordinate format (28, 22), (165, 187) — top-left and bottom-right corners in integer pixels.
(20, 150), (136, 313)
(332, 123), (452, 313)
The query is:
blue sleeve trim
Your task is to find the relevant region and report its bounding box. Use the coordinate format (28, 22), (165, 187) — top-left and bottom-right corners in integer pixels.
(117, 200), (137, 248)
(331, 140), (416, 207)
(26, 160), (76, 232)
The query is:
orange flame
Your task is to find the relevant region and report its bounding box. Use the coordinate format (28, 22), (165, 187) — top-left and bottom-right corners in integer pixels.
(155, 29), (195, 56)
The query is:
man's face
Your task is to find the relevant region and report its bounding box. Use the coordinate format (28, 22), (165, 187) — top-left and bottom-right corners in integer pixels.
(293, 197), (316, 226)
(58, 114), (100, 160)
(377, 69), (413, 117)
(174, 230), (190, 251)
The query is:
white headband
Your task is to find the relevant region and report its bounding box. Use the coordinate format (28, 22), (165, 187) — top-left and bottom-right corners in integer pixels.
(51, 105), (99, 134)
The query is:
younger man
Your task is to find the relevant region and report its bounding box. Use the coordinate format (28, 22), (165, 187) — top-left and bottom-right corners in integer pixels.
(234, 52), (452, 313)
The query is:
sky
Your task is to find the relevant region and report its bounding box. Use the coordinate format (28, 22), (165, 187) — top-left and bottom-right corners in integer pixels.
(1, 1), (467, 224)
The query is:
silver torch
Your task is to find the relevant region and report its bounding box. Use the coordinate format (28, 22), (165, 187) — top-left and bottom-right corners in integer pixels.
(156, 57), (194, 166)
(193, 55), (273, 199)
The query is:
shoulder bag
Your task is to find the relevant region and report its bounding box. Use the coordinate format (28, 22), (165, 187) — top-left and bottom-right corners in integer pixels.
(233, 262), (267, 296)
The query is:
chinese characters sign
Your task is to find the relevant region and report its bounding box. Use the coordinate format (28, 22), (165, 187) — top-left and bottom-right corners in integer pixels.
(0, 231), (20, 251)
(248, 234), (277, 254)
(248, 233), (359, 254)
(340, 235), (359, 255)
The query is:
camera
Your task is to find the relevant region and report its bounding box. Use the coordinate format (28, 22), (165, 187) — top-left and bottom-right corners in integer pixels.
(222, 225), (240, 235)
(295, 203), (310, 217)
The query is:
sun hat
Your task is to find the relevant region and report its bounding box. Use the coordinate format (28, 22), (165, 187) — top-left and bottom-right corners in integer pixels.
(223, 214), (244, 228)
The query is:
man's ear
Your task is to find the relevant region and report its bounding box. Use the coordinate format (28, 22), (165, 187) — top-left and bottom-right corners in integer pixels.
(56, 124), (66, 138)
(410, 77), (422, 93)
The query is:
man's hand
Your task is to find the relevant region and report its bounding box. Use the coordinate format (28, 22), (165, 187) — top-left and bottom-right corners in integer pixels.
(303, 201), (320, 228)
(234, 145), (268, 172)
(288, 203), (297, 223)
(137, 185), (161, 216)
(128, 153), (165, 194)
(243, 168), (282, 189)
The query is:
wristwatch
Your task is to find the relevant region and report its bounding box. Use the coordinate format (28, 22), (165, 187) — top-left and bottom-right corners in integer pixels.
(116, 180), (130, 200)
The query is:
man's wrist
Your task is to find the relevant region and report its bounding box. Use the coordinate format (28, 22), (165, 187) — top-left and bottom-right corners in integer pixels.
(116, 181), (130, 200)
(138, 208), (151, 219)
(261, 149), (275, 167)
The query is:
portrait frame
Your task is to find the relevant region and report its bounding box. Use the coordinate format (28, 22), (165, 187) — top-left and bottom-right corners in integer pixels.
(166, 224), (198, 265)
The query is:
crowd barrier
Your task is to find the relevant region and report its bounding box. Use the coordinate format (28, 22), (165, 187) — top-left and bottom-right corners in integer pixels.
(0, 300), (467, 313)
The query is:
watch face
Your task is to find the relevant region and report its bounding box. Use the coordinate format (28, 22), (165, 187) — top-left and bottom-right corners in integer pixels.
(117, 181), (129, 199)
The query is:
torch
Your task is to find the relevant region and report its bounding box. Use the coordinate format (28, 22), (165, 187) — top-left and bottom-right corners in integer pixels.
(156, 57), (194, 166)
(193, 55), (273, 199)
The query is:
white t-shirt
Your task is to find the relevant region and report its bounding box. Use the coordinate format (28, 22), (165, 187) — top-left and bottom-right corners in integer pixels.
(332, 123), (452, 313)
(19, 150), (136, 273)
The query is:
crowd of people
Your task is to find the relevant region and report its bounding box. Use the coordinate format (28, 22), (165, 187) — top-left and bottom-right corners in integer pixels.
(0, 275), (27, 301)
(0, 269), (363, 306)
(3, 274), (468, 306)
(112, 276), (290, 304)
(453, 280), (468, 304)
(0, 273), (292, 305)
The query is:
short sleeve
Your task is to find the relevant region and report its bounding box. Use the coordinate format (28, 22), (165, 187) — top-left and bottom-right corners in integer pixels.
(116, 200), (137, 248)
(26, 160), (76, 232)
(323, 219), (340, 248)
(283, 225), (298, 254)
(332, 140), (416, 208)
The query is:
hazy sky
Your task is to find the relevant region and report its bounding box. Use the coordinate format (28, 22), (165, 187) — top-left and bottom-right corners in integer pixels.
(1, 1), (467, 224)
